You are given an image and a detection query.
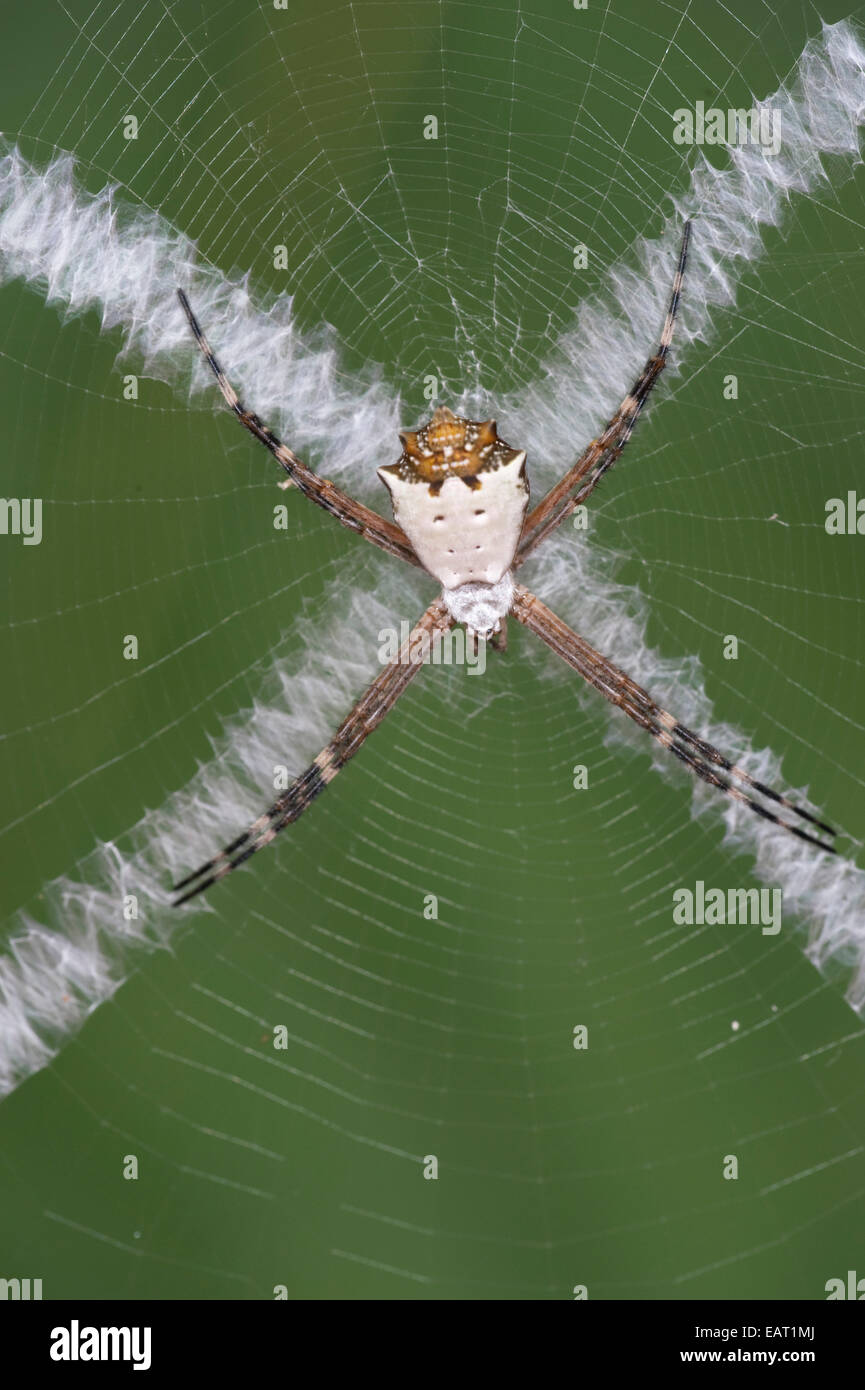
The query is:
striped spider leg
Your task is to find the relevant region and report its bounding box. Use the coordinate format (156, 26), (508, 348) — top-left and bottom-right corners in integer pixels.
(516, 220), (691, 565)
(172, 599), (454, 905)
(510, 585), (837, 854)
(176, 289), (421, 569)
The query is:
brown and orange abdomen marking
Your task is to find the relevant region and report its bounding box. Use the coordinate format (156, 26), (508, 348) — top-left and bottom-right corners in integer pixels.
(394, 409), (511, 486)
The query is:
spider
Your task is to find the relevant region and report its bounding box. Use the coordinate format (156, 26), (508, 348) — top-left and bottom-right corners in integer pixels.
(172, 222), (836, 905)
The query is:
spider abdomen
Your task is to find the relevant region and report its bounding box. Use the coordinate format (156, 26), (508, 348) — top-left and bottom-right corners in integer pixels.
(378, 407), (528, 589)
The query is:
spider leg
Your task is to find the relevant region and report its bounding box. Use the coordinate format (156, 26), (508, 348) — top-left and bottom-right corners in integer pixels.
(176, 290), (420, 569)
(516, 221), (691, 564)
(172, 598), (454, 905)
(511, 584), (837, 852)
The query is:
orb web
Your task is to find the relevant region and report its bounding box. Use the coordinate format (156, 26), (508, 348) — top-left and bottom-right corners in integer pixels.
(1, 0), (864, 1299)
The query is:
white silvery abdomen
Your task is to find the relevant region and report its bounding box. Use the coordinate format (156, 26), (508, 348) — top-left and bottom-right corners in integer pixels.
(378, 452), (528, 590)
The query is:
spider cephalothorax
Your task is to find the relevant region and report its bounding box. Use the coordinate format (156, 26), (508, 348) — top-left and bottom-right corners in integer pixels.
(378, 406), (528, 593)
(172, 221), (838, 906)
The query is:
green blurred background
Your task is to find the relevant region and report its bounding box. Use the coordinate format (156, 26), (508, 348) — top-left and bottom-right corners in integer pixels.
(1, 0), (865, 1299)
